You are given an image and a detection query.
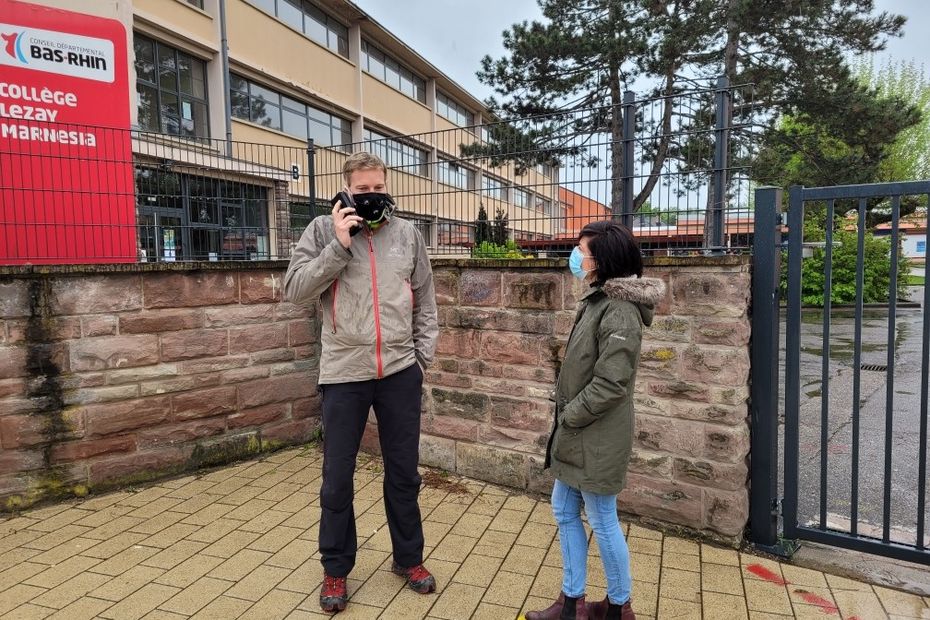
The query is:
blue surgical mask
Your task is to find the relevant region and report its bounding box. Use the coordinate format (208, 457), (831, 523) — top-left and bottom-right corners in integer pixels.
(569, 246), (593, 280)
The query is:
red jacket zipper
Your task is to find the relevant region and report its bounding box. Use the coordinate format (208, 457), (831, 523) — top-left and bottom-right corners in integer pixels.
(368, 233), (384, 378)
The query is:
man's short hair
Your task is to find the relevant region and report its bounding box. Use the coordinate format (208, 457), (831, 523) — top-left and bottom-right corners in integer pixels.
(343, 151), (388, 185)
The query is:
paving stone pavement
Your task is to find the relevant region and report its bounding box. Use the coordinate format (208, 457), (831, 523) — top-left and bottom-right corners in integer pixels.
(1, 444), (928, 619)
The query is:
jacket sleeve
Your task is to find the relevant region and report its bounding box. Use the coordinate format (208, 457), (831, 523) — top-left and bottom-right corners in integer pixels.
(283, 217), (352, 307)
(560, 304), (640, 429)
(410, 228), (438, 368)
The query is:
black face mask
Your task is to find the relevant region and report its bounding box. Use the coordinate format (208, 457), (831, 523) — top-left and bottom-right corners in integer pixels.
(352, 192), (395, 224)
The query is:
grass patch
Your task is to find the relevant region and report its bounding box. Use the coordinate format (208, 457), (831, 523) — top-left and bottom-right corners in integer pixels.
(906, 274), (925, 286)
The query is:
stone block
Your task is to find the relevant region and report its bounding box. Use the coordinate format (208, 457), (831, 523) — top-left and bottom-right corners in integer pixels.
(120, 309), (204, 334)
(203, 304), (275, 328)
(703, 488), (749, 538)
(0, 449), (44, 475)
(107, 364), (179, 386)
(436, 329), (480, 359)
(88, 447), (190, 486)
(287, 320), (316, 347)
(143, 272), (238, 309)
(0, 410), (83, 448)
(239, 375), (316, 408)
(472, 377), (527, 398)
(477, 425), (546, 453)
(0, 281), (28, 318)
(275, 302), (310, 321)
(421, 414), (479, 442)
(619, 473), (704, 530)
(291, 396), (321, 420)
(172, 386), (238, 420)
(634, 415), (704, 457)
(62, 384), (140, 406)
(70, 335), (159, 371)
(229, 324), (288, 354)
(672, 457), (748, 491)
(139, 372), (222, 396)
(432, 269), (459, 306)
(638, 344), (682, 379)
(646, 380), (711, 403)
(458, 359), (503, 378)
(430, 388), (489, 421)
(671, 273), (750, 318)
(673, 403), (747, 426)
(177, 356), (249, 375)
(81, 315), (119, 337)
(137, 418), (227, 448)
(501, 364), (557, 384)
(227, 403), (288, 430)
(503, 272), (563, 310)
(704, 425), (750, 464)
(488, 396), (550, 433)
(85, 396), (171, 436)
(50, 436), (136, 463)
(459, 270), (501, 306)
(52, 275), (142, 314)
(220, 366), (270, 384)
(161, 329), (229, 361)
(456, 442), (527, 489)
(443, 308), (553, 335)
(680, 346), (749, 386)
(260, 418), (315, 445)
(0, 378), (25, 398)
(644, 316), (691, 343)
(419, 434), (456, 470)
(251, 348), (296, 364)
(240, 270), (285, 304)
(526, 455), (554, 495)
(692, 317), (750, 346)
(628, 450), (673, 478)
(479, 332), (539, 365)
(424, 371), (473, 389)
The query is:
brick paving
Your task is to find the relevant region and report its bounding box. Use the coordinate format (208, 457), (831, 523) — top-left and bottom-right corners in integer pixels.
(1, 444), (928, 619)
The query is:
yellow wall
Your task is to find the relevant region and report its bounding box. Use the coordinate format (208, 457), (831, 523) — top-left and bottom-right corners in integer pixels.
(134, 0), (216, 50)
(362, 76), (432, 136)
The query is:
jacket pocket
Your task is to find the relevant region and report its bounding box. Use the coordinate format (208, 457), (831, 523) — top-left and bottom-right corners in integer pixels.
(553, 425), (584, 469)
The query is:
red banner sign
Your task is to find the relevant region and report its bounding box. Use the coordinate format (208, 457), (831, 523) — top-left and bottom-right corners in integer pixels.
(0, 0), (135, 264)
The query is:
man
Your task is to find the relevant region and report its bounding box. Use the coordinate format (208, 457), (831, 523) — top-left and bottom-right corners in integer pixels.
(284, 152), (439, 613)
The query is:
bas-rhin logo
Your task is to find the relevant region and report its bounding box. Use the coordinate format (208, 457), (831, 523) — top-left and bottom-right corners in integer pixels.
(2, 31), (27, 63)
(0, 23), (115, 83)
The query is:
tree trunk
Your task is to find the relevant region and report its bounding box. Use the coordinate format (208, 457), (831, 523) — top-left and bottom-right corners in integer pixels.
(609, 66), (625, 220)
(633, 69), (677, 212)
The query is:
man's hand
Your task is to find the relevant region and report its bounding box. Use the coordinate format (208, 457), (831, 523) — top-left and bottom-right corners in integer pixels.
(332, 200), (363, 250)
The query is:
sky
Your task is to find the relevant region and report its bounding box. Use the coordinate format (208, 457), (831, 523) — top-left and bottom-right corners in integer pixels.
(352, 0), (930, 103)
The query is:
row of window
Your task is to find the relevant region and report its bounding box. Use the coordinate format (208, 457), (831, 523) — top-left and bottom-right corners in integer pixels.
(437, 92), (474, 128)
(249, 0), (349, 58)
(230, 75), (352, 149)
(361, 40), (427, 104)
(135, 34), (209, 139)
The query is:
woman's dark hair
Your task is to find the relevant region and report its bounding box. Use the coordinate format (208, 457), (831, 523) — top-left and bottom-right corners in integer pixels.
(578, 220), (643, 283)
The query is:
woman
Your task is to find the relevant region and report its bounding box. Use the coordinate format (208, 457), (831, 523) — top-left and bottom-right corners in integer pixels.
(528, 221), (665, 620)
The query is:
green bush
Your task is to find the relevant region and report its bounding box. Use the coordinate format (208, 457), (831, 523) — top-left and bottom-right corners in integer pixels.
(781, 221), (910, 305)
(471, 239), (526, 259)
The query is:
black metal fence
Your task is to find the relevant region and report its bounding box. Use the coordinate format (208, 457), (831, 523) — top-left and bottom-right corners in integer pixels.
(0, 79), (755, 264)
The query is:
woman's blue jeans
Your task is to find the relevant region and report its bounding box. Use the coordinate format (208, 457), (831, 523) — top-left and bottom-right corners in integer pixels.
(551, 478), (632, 604)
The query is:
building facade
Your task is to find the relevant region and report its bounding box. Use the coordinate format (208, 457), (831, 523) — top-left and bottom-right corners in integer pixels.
(30, 0), (558, 261)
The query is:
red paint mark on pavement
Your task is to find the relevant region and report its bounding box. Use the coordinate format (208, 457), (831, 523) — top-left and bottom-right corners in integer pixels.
(794, 589), (840, 615)
(745, 564), (788, 585)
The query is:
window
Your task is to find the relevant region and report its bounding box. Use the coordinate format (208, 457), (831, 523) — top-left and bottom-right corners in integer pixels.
(479, 125), (492, 143)
(185, 0), (204, 8)
(437, 92), (474, 128)
(135, 34), (209, 139)
(230, 75), (352, 148)
(482, 175), (508, 201)
(135, 166), (270, 261)
(536, 162), (556, 178)
(361, 40), (426, 103)
(363, 129), (429, 177)
(248, 0), (349, 57)
(513, 188), (531, 209)
(437, 160), (475, 190)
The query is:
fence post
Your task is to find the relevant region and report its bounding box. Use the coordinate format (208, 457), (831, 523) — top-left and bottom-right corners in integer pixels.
(710, 75), (731, 251)
(620, 90), (635, 228)
(307, 138), (316, 222)
(749, 186), (782, 550)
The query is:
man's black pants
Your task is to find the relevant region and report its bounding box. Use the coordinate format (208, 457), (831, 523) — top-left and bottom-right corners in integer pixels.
(318, 363), (425, 577)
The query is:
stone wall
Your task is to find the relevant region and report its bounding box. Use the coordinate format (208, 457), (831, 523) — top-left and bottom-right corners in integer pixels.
(360, 257), (752, 540)
(0, 263), (320, 510)
(0, 257), (752, 541)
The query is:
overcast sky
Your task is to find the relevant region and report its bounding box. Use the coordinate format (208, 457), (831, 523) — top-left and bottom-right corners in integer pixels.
(352, 0), (930, 102)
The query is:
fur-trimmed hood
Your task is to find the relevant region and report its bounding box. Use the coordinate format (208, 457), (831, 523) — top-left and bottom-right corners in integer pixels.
(601, 277), (666, 326)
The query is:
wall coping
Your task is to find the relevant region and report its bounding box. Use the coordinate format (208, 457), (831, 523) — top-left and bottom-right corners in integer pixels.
(0, 255), (751, 277)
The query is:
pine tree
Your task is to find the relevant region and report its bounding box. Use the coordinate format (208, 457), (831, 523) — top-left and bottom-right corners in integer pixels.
(474, 203), (491, 246)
